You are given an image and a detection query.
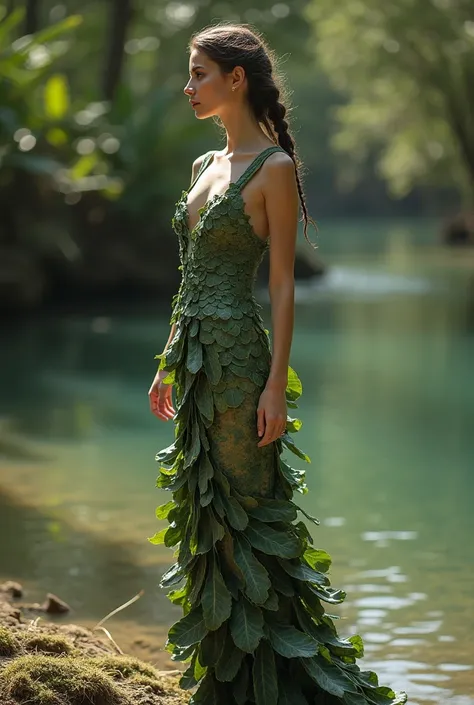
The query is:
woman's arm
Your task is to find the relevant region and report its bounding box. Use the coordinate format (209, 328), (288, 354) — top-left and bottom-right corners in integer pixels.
(264, 152), (299, 387)
(256, 152), (299, 446)
(161, 153), (212, 354)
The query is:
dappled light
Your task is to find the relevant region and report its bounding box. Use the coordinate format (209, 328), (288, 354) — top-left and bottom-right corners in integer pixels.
(1, 0), (473, 702)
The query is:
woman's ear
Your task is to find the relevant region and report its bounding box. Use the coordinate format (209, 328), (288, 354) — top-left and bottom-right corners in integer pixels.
(231, 65), (246, 92)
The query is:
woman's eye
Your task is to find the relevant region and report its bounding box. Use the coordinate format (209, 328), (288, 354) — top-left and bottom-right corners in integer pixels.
(196, 73), (203, 78)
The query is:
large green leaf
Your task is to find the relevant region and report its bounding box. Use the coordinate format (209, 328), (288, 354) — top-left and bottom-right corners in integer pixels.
(198, 452), (214, 495)
(286, 415), (303, 433)
(186, 334), (203, 374)
(266, 622), (319, 658)
(202, 553), (232, 630)
(234, 535), (271, 604)
(155, 500), (176, 520)
(230, 597), (264, 653)
(215, 633), (246, 682)
(148, 527), (167, 545)
(167, 605), (208, 649)
(300, 657), (357, 697)
(203, 343), (222, 385)
(253, 639), (278, 705)
(195, 374), (214, 422)
(245, 518), (302, 559)
(348, 635), (364, 658)
(286, 366), (303, 401)
(221, 493), (249, 530)
(308, 583), (347, 605)
(292, 502), (320, 526)
(199, 622), (227, 666)
(190, 671), (220, 704)
(160, 561), (186, 589)
(248, 498), (297, 523)
(155, 441), (179, 466)
(293, 600), (323, 644)
(278, 557), (329, 586)
(188, 555), (207, 605)
(278, 461), (308, 494)
(303, 548), (332, 573)
(184, 409), (201, 469)
(179, 651), (199, 690)
(262, 588), (279, 611)
(196, 507), (225, 554)
(281, 433), (311, 463)
(233, 488), (259, 509)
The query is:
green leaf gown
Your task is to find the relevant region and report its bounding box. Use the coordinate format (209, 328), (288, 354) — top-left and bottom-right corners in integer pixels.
(152, 146), (408, 705)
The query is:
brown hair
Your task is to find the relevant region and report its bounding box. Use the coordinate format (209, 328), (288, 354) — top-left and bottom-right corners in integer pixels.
(189, 22), (318, 249)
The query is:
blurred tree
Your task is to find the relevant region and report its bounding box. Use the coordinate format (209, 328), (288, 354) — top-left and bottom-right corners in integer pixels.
(306, 0), (474, 205)
(25, 0), (39, 33)
(103, 0), (133, 101)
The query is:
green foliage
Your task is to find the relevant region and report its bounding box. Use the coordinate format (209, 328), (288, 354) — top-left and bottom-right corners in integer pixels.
(265, 622), (319, 658)
(306, 0), (474, 201)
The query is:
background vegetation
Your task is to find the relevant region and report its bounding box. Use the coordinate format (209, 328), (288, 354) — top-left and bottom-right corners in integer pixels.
(1, 0), (471, 310)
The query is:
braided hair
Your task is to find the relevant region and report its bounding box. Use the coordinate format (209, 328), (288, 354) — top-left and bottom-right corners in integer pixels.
(189, 22), (318, 249)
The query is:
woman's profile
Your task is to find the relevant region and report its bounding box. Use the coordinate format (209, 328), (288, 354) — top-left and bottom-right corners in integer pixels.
(148, 22), (407, 705)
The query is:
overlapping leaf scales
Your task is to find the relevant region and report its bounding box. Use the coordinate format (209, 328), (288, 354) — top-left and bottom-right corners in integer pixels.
(248, 498), (297, 523)
(253, 638), (278, 705)
(230, 597), (264, 653)
(201, 552), (232, 630)
(199, 622), (227, 666)
(167, 604), (208, 649)
(266, 622), (319, 658)
(244, 517), (302, 559)
(215, 632), (246, 682)
(220, 493), (249, 530)
(233, 534), (271, 604)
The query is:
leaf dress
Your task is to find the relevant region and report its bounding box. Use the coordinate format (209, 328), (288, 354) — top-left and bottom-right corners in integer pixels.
(152, 146), (408, 705)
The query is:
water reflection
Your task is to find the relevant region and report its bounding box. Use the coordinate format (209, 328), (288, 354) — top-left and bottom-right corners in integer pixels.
(1, 220), (474, 701)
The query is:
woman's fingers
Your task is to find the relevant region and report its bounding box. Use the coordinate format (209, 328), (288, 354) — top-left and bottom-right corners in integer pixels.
(149, 385), (174, 420)
(257, 417), (286, 447)
(257, 419), (276, 447)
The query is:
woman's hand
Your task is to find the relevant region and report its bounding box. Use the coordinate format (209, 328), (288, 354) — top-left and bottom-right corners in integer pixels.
(256, 382), (287, 447)
(148, 368), (175, 421)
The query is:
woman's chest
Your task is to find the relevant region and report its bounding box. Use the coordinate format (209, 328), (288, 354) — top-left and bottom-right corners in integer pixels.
(185, 182), (269, 245)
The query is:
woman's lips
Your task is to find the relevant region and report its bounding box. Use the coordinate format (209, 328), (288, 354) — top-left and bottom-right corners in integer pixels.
(190, 101), (200, 107)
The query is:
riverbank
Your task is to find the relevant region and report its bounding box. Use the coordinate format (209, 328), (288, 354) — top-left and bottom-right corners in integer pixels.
(0, 581), (189, 705)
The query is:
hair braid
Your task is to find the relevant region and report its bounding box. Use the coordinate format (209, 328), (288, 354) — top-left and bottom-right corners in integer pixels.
(265, 91), (317, 248)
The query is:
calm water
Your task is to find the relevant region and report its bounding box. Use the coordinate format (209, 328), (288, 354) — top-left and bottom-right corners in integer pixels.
(1, 218), (473, 703)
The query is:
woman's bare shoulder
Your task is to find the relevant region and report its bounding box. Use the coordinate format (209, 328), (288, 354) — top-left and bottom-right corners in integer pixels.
(261, 149), (297, 192)
(192, 150), (218, 169)
(264, 149), (294, 171)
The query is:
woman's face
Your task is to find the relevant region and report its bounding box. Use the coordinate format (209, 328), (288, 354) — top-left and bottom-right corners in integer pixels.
(183, 48), (234, 119)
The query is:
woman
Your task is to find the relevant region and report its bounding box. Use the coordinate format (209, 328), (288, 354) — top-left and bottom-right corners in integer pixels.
(148, 22), (407, 705)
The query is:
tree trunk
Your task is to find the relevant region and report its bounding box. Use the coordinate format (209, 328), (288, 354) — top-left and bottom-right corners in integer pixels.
(25, 0), (39, 34)
(102, 0), (133, 102)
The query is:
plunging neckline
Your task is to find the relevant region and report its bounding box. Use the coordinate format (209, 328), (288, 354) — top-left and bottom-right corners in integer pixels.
(183, 146), (282, 242)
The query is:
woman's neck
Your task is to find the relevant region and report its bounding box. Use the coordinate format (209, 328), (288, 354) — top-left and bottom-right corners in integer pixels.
(218, 103), (273, 156)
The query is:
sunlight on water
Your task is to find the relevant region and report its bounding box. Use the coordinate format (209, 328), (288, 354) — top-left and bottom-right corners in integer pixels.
(1, 219), (474, 702)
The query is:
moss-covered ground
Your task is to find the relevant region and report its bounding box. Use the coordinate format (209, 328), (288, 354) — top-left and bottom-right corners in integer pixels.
(0, 585), (189, 705)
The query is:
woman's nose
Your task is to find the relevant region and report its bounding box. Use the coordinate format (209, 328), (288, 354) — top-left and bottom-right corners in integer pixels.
(184, 82), (194, 96)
